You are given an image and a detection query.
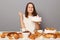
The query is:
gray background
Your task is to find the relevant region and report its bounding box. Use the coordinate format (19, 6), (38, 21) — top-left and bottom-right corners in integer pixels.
(0, 0), (60, 31)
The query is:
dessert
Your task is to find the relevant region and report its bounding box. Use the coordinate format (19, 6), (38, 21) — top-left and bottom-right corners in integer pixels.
(1, 32), (9, 38)
(43, 33), (56, 38)
(29, 34), (36, 39)
(14, 33), (20, 39)
(18, 33), (23, 38)
(7, 32), (17, 39)
(29, 31), (42, 39)
(44, 27), (56, 33)
(55, 32), (60, 38)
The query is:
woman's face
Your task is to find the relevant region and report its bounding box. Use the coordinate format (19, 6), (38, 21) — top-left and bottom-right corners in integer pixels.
(27, 4), (33, 14)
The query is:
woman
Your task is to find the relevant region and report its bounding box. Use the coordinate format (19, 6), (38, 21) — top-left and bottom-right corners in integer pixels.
(18, 2), (42, 33)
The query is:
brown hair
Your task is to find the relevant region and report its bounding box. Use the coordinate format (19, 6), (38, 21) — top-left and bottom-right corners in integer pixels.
(25, 2), (37, 18)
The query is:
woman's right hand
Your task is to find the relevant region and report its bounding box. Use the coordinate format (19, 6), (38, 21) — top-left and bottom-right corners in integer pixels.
(18, 11), (26, 30)
(18, 12), (23, 17)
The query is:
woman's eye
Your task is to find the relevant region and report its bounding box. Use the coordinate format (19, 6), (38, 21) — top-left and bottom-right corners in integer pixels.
(31, 7), (33, 8)
(28, 7), (30, 8)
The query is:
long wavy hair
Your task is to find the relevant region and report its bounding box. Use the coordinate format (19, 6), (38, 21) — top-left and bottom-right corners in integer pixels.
(25, 2), (37, 18)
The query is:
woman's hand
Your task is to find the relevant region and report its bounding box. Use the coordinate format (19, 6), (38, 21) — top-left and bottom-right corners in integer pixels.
(18, 11), (26, 29)
(18, 12), (23, 17)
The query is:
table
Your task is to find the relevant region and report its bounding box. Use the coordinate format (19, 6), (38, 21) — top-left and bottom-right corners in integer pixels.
(0, 31), (60, 40)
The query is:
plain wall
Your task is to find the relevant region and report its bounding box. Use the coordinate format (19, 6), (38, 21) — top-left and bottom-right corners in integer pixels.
(0, 0), (60, 31)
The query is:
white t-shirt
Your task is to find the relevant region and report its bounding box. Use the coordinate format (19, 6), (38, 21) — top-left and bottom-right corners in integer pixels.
(23, 14), (41, 32)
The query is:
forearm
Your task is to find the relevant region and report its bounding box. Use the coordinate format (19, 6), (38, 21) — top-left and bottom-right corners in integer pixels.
(20, 19), (25, 28)
(35, 22), (40, 30)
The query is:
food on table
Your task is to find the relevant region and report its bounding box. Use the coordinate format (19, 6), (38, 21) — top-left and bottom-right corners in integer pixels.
(14, 33), (20, 39)
(35, 31), (42, 37)
(29, 31), (42, 39)
(45, 27), (56, 30)
(55, 32), (60, 38)
(23, 31), (30, 33)
(7, 32), (14, 39)
(44, 27), (56, 33)
(7, 32), (17, 39)
(1, 34), (5, 38)
(0, 28), (59, 40)
(18, 33), (23, 38)
(37, 30), (43, 33)
(43, 33), (57, 38)
(1, 32), (8, 38)
(29, 33), (36, 39)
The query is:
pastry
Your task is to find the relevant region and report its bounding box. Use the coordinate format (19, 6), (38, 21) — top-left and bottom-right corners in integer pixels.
(29, 31), (42, 39)
(43, 33), (56, 38)
(29, 34), (36, 39)
(55, 32), (60, 38)
(14, 33), (20, 39)
(44, 27), (56, 33)
(45, 27), (56, 30)
(19, 33), (23, 38)
(7, 32), (17, 39)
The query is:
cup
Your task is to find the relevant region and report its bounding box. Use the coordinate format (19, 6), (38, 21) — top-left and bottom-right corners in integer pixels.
(22, 33), (30, 38)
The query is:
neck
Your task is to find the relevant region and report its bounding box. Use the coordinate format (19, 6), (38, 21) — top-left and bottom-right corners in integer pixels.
(28, 13), (32, 16)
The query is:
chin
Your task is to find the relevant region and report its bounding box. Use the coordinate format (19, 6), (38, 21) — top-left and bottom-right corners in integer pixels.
(28, 11), (33, 13)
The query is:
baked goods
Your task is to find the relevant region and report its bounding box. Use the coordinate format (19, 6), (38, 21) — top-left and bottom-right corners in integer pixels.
(35, 31), (42, 37)
(14, 33), (20, 39)
(55, 32), (60, 38)
(29, 33), (36, 39)
(45, 27), (56, 30)
(1, 32), (9, 38)
(44, 27), (56, 33)
(43, 33), (57, 38)
(37, 30), (43, 33)
(7, 32), (17, 39)
(18, 33), (23, 38)
(23, 30), (30, 33)
(29, 31), (42, 39)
